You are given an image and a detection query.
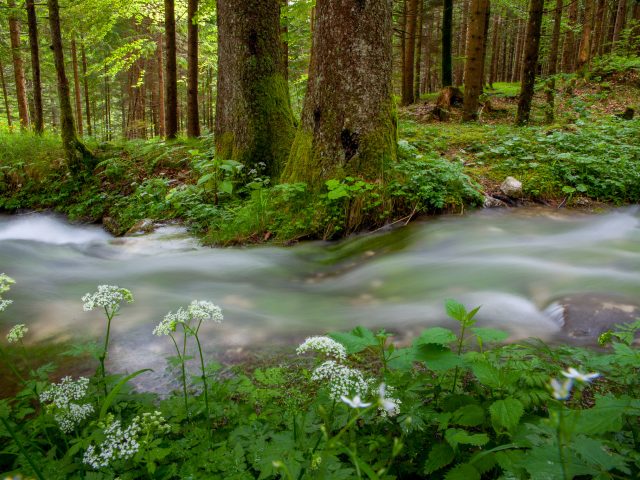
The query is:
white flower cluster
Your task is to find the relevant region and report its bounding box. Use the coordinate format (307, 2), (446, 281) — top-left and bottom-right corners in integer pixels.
(6, 324), (28, 343)
(83, 411), (170, 470)
(39, 376), (94, 433)
(0, 273), (15, 313)
(0, 299), (12, 312)
(296, 336), (347, 361)
(82, 285), (134, 312)
(377, 384), (401, 418)
(153, 301), (223, 336)
(83, 419), (141, 469)
(311, 360), (372, 400)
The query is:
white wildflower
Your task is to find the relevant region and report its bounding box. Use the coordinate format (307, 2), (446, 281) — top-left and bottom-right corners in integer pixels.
(296, 336), (347, 361)
(377, 383), (402, 418)
(550, 378), (573, 401)
(6, 324), (27, 343)
(0, 273), (15, 294)
(40, 376), (94, 433)
(188, 300), (223, 323)
(83, 418), (141, 469)
(561, 367), (601, 384)
(82, 285), (133, 312)
(311, 360), (371, 400)
(153, 308), (189, 336)
(0, 299), (12, 312)
(341, 395), (372, 409)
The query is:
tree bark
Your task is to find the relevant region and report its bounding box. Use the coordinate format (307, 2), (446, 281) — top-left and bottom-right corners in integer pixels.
(80, 42), (92, 136)
(457, 0), (470, 84)
(548, 0), (563, 76)
(402, 0), (418, 104)
(156, 35), (166, 137)
(71, 38), (83, 135)
(0, 58), (12, 128)
(47, 0), (93, 173)
(282, 0), (396, 186)
(592, 0), (606, 56)
(516, 0), (544, 125)
(186, 0), (200, 137)
(216, 0), (295, 178)
(612, 0), (627, 47)
(488, 12), (500, 87)
(421, 5), (434, 93)
(577, 0), (595, 71)
(414, 0), (423, 100)
(442, 0), (454, 86)
(25, 0), (43, 134)
(462, 0), (489, 121)
(164, 0), (178, 138)
(562, 0), (578, 72)
(7, 0), (30, 129)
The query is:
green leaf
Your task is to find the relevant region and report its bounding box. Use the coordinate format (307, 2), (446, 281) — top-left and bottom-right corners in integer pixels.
(445, 299), (468, 323)
(387, 347), (417, 371)
(99, 369), (152, 421)
(471, 362), (502, 389)
(414, 344), (463, 371)
(197, 173), (214, 185)
(329, 326), (377, 354)
(219, 180), (234, 195)
(424, 442), (455, 474)
(571, 435), (630, 474)
(452, 404), (485, 427)
(471, 327), (509, 344)
(444, 463), (480, 480)
(415, 327), (457, 346)
(489, 398), (524, 434)
(445, 428), (489, 448)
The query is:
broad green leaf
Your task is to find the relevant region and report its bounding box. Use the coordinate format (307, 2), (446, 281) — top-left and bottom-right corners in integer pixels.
(219, 180), (234, 195)
(452, 404), (485, 427)
(445, 428), (489, 448)
(489, 398), (524, 434)
(387, 347), (417, 371)
(197, 173), (214, 185)
(471, 327), (509, 344)
(471, 362), (502, 389)
(424, 442), (455, 474)
(414, 344), (463, 371)
(445, 299), (467, 323)
(444, 463), (480, 480)
(571, 435), (630, 474)
(329, 326), (377, 354)
(415, 327), (457, 346)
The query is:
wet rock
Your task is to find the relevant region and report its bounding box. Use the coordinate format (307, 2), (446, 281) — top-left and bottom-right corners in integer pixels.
(500, 177), (523, 198)
(545, 293), (640, 342)
(483, 195), (507, 208)
(125, 219), (156, 236)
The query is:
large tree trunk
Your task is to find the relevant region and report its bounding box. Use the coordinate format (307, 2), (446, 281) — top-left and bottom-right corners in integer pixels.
(462, 0), (489, 121)
(592, 0), (606, 57)
(7, 0), (30, 129)
(548, 0), (563, 76)
(402, 0), (418, 104)
(156, 35), (166, 137)
(516, 0), (544, 125)
(81, 42), (92, 136)
(25, 0), (43, 134)
(164, 0), (178, 138)
(71, 38), (83, 135)
(576, 0), (595, 71)
(47, 0), (93, 173)
(456, 0), (470, 84)
(186, 0), (200, 137)
(442, 0), (454, 86)
(562, 0), (578, 72)
(0, 59), (12, 128)
(282, 0), (396, 186)
(215, 0), (295, 178)
(612, 0), (627, 47)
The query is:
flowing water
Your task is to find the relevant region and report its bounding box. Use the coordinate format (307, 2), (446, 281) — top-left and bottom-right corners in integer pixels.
(1, 207), (639, 388)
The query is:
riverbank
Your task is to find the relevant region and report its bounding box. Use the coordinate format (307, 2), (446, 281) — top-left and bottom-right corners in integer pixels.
(1, 76), (638, 245)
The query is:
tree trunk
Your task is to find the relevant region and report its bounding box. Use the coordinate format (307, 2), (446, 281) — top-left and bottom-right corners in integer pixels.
(0, 58), (12, 128)
(71, 39), (83, 135)
(592, 0), (606, 57)
(442, 0), (454, 86)
(488, 12), (500, 87)
(156, 35), (166, 137)
(462, 0), (489, 121)
(216, 0), (295, 178)
(577, 0), (595, 70)
(456, 0), (470, 84)
(7, 0), (30, 129)
(421, 5), (433, 93)
(562, 0), (578, 72)
(47, 0), (93, 173)
(414, 0), (423, 100)
(282, 0), (289, 81)
(402, 0), (418, 104)
(25, 0), (43, 134)
(612, 0), (627, 47)
(511, 18), (525, 82)
(634, 2), (640, 55)
(80, 42), (92, 136)
(164, 0), (178, 138)
(516, 0), (544, 125)
(548, 0), (563, 76)
(186, 0), (200, 137)
(282, 0), (396, 186)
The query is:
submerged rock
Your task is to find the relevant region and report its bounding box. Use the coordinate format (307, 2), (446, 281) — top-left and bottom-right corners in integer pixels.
(483, 195), (507, 208)
(500, 176), (523, 198)
(545, 293), (640, 342)
(125, 219), (156, 236)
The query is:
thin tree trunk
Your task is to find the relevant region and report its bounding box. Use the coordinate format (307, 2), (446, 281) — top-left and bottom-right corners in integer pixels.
(186, 0), (200, 137)
(488, 12), (500, 87)
(25, 0), (43, 133)
(442, 0), (454, 86)
(156, 35), (166, 137)
(457, 0), (470, 84)
(282, 0), (289, 81)
(612, 0), (627, 47)
(403, 0), (418, 104)
(516, 0), (544, 125)
(577, 0), (595, 70)
(592, 0), (606, 57)
(0, 58), (12, 128)
(7, 0), (30, 129)
(511, 19), (525, 82)
(47, 0), (93, 173)
(421, 5), (433, 93)
(463, 0), (489, 121)
(548, 0), (563, 76)
(164, 0), (178, 138)
(562, 0), (578, 72)
(71, 39), (83, 135)
(81, 42), (92, 136)
(414, 0), (423, 100)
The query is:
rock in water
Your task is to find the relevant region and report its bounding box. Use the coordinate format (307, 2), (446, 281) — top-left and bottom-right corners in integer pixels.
(483, 195), (507, 208)
(125, 219), (156, 236)
(500, 177), (523, 198)
(545, 293), (640, 343)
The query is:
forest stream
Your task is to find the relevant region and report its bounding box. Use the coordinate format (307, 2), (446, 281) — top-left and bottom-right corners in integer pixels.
(1, 207), (639, 390)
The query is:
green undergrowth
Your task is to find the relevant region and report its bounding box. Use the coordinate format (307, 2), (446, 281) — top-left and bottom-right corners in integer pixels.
(2, 277), (640, 479)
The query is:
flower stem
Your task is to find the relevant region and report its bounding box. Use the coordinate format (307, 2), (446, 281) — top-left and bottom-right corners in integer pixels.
(557, 405), (569, 480)
(193, 323), (211, 425)
(99, 307), (114, 396)
(170, 333), (189, 418)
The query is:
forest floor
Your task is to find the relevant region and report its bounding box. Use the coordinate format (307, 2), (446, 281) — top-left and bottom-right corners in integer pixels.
(0, 71), (639, 245)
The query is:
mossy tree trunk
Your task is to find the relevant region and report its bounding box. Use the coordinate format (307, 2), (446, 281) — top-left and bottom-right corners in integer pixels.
(81, 41), (92, 136)
(462, 0), (489, 121)
(215, 0), (294, 178)
(47, 0), (93, 174)
(282, 0), (397, 187)
(516, 0), (544, 126)
(0, 59), (12, 127)
(611, 0), (627, 48)
(71, 38), (83, 135)
(7, 0), (30, 129)
(576, 0), (595, 71)
(25, 0), (43, 134)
